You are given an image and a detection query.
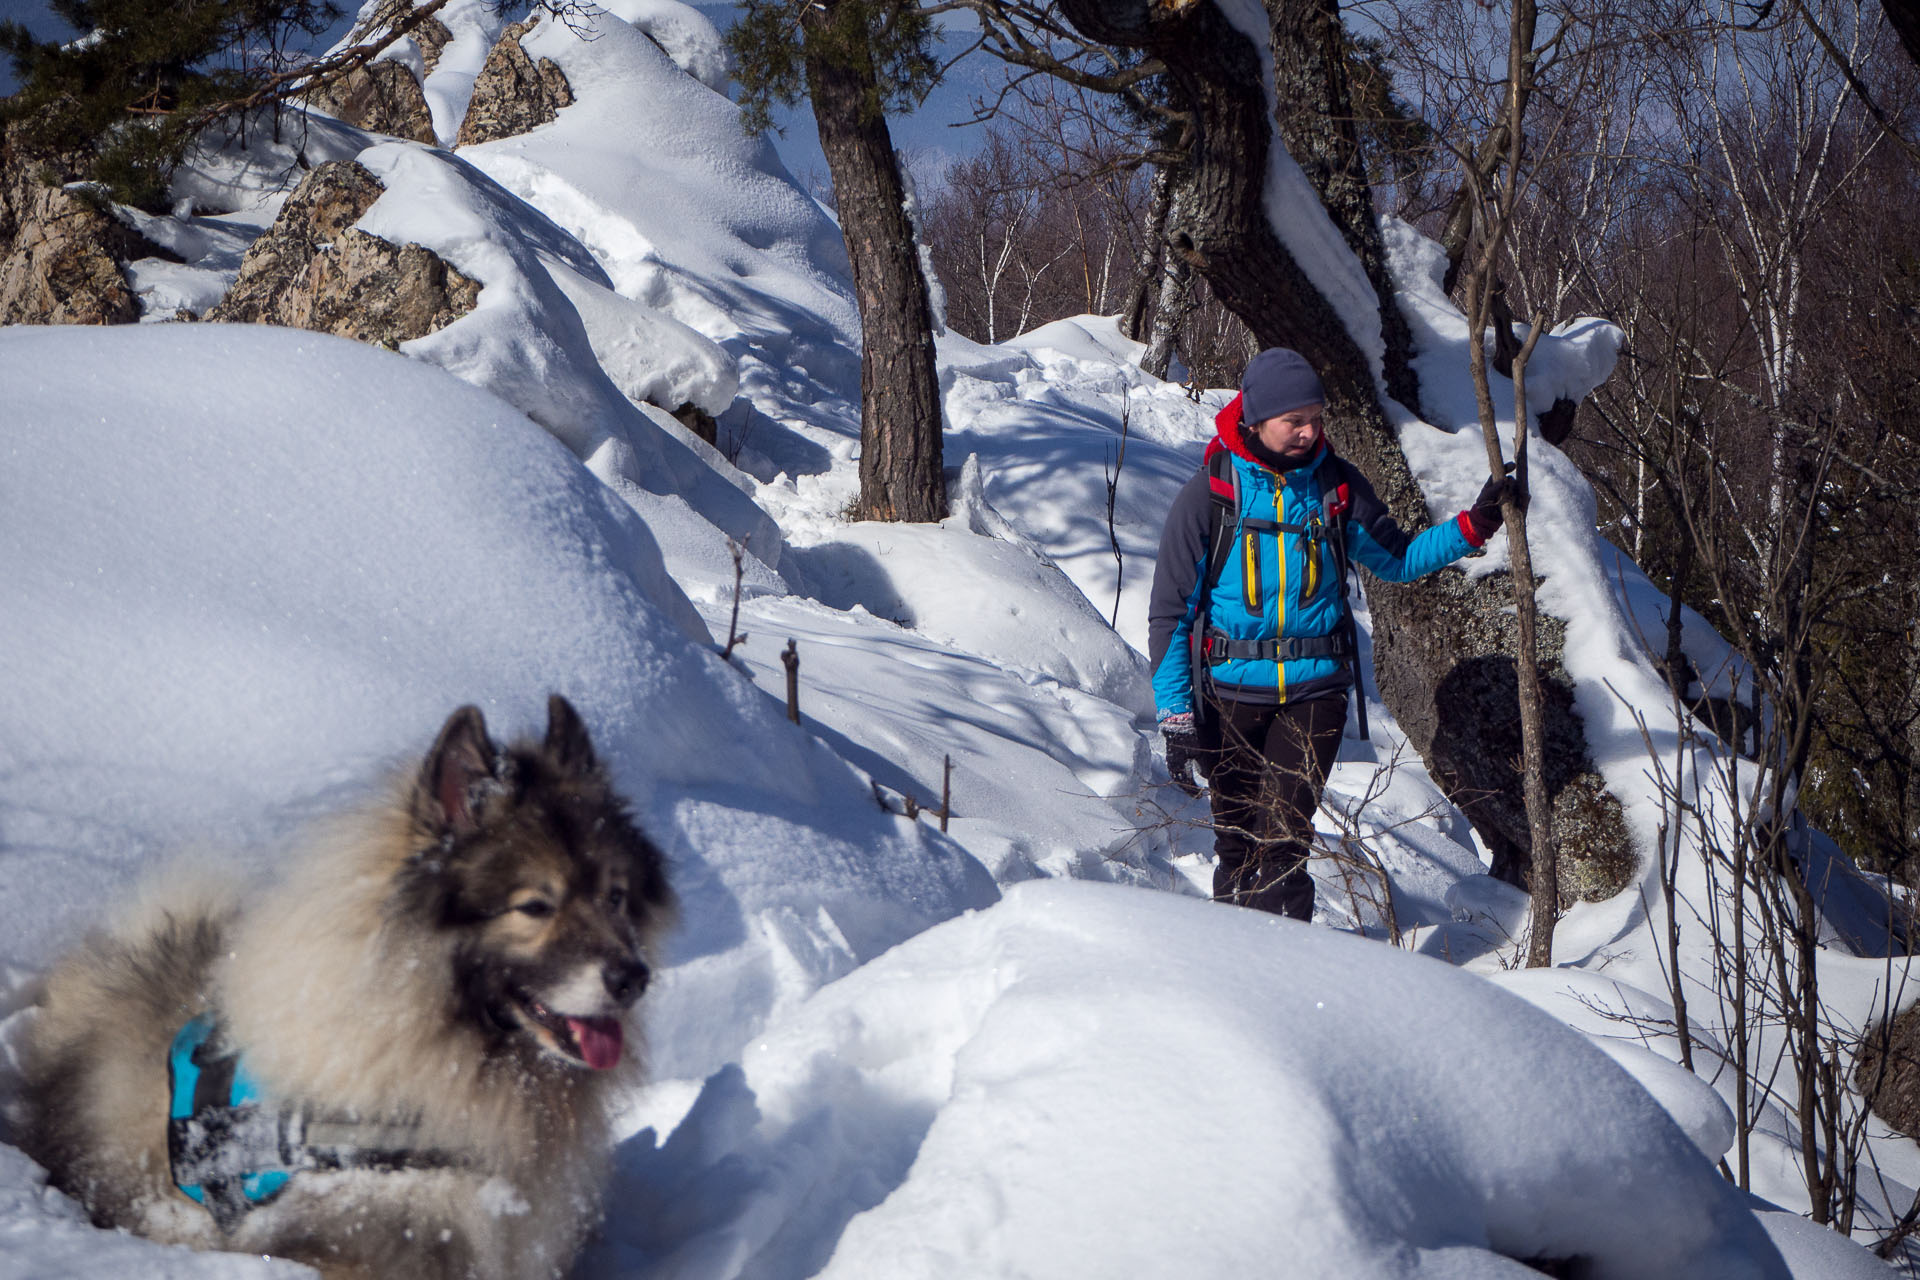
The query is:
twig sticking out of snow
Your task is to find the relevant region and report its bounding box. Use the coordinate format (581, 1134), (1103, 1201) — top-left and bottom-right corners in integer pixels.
(721, 537), (749, 661)
(872, 756), (957, 831)
(781, 639), (800, 724)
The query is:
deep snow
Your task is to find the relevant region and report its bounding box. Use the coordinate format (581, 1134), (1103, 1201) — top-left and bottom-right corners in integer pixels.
(0, 0), (1910, 1274)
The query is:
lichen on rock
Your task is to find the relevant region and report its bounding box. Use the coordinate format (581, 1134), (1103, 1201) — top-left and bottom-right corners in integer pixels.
(304, 61), (436, 144)
(454, 16), (574, 148)
(0, 127), (178, 325)
(1372, 565), (1637, 905)
(345, 0), (454, 75)
(1857, 1002), (1920, 1140)
(206, 159), (479, 346)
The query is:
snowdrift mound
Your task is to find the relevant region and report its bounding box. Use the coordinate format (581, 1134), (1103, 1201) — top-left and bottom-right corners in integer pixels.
(711, 594), (1159, 890)
(601, 880), (1791, 1279)
(0, 324), (994, 1054)
(341, 140), (781, 568)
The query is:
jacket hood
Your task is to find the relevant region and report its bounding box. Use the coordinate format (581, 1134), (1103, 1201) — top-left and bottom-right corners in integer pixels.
(1210, 391), (1329, 476)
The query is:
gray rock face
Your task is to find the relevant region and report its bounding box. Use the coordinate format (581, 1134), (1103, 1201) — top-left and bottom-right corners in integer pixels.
(1370, 568), (1638, 906)
(0, 127), (174, 325)
(206, 159), (479, 346)
(347, 0), (453, 75)
(672, 403), (719, 446)
(454, 16), (574, 148)
(1858, 1003), (1920, 1139)
(415, 17), (453, 74)
(305, 61), (436, 144)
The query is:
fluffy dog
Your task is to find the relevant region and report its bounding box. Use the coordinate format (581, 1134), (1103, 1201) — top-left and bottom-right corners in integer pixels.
(18, 695), (673, 1279)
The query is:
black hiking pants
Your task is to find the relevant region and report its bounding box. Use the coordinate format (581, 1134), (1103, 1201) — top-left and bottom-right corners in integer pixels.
(1197, 693), (1347, 922)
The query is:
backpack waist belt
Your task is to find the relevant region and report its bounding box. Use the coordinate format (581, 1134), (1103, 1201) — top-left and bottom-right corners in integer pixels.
(1204, 631), (1352, 665)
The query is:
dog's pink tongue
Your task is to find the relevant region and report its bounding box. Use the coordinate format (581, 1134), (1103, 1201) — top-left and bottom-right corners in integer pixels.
(569, 1017), (623, 1070)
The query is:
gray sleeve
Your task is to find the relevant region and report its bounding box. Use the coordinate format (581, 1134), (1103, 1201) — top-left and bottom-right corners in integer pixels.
(1147, 468), (1215, 675)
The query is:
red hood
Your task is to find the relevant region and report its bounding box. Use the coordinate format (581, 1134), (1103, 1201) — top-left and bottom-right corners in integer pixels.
(1209, 391), (1328, 473)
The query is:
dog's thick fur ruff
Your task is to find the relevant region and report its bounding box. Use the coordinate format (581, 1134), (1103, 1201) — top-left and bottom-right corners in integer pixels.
(18, 696), (673, 1280)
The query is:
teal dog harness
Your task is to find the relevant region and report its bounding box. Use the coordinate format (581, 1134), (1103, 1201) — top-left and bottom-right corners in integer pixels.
(168, 1015), (292, 1226)
(167, 1015), (459, 1232)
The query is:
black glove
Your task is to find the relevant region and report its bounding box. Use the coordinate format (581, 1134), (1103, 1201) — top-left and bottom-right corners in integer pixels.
(1161, 711), (1205, 798)
(1467, 464), (1526, 542)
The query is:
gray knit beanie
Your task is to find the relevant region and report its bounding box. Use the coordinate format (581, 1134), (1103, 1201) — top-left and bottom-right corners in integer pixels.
(1240, 348), (1326, 424)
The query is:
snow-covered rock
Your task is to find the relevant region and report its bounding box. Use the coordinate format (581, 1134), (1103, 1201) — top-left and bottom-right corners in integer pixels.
(205, 159), (480, 342)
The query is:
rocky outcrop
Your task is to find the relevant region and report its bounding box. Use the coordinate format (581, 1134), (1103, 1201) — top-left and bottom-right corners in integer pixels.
(347, 0), (453, 75)
(206, 160), (479, 345)
(305, 61), (436, 143)
(672, 403), (719, 446)
(1857, 1002), (1920, 1138)
(0, 127), (175, 325)
(1374, 569), (1638, 904)
(454, 16), (573, 148)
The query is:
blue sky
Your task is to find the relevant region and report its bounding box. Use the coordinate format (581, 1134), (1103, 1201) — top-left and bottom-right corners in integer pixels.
(0, 0), (997, 190)
(691, 3), (998, 193)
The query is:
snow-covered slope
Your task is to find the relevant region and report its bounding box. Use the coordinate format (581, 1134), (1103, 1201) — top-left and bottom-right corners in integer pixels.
(0, 0), (1907, 1275)
(0, 323), (993, 1026)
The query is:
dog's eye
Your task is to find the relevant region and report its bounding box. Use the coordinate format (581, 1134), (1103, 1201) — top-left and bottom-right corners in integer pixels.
(607, 887), (627, 911)
(515, 899), (556, 919)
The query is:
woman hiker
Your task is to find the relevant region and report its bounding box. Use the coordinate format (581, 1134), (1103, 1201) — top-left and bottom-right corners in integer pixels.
(1147, 347), (1519, 922)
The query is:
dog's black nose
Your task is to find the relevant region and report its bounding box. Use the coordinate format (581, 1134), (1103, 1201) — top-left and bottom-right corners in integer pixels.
(604, 958), (650, 1005)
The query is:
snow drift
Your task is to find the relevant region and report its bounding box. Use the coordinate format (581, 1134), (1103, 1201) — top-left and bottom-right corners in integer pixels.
(602, 880), (1792, 1279)
(0, 323), (994, 1059)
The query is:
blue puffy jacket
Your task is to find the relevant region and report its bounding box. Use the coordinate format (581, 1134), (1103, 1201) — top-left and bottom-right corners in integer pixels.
(1147, 394), (1485, 718)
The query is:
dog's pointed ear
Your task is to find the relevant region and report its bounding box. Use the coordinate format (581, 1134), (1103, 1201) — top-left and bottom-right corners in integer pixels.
(544, 694), (596, 776)
(415, 705), (499, 837)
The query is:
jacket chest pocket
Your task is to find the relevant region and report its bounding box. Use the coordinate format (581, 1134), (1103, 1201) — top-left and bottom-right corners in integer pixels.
(1241, 527), (1263, 612)
(1238, 496), (1290, 621)
(1272, 492), (1327, 612)
(1298, 522), (1328, 601)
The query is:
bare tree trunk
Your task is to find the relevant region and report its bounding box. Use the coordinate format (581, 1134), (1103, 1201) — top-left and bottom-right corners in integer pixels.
(1884, 0), (1920, 68)
(1055, 0), (1636, 901)
(1470, 294), (1558, 963)
(1120, 164), (1173, 342)
(1263, 0), (1421, 415)
(803, 1), (946, 523)
(1438, 123), (1509, 296)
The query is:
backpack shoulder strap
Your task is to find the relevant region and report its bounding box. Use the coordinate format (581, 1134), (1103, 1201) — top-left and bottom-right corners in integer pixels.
(1316, 455), (1369, 740)
(1318, 458), (1352, 530)
(1187, 446), (1241, 729)
(1202, 445), (1240, 591)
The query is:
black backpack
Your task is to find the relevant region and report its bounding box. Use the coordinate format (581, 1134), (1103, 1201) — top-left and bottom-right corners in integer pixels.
(1188, 446), (1370, 739)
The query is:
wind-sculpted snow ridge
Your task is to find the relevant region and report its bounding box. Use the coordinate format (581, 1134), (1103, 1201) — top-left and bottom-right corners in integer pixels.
(938, 317), (1230, 659)
(453, 0), (863, 423)
(332, 137), (786, 579)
